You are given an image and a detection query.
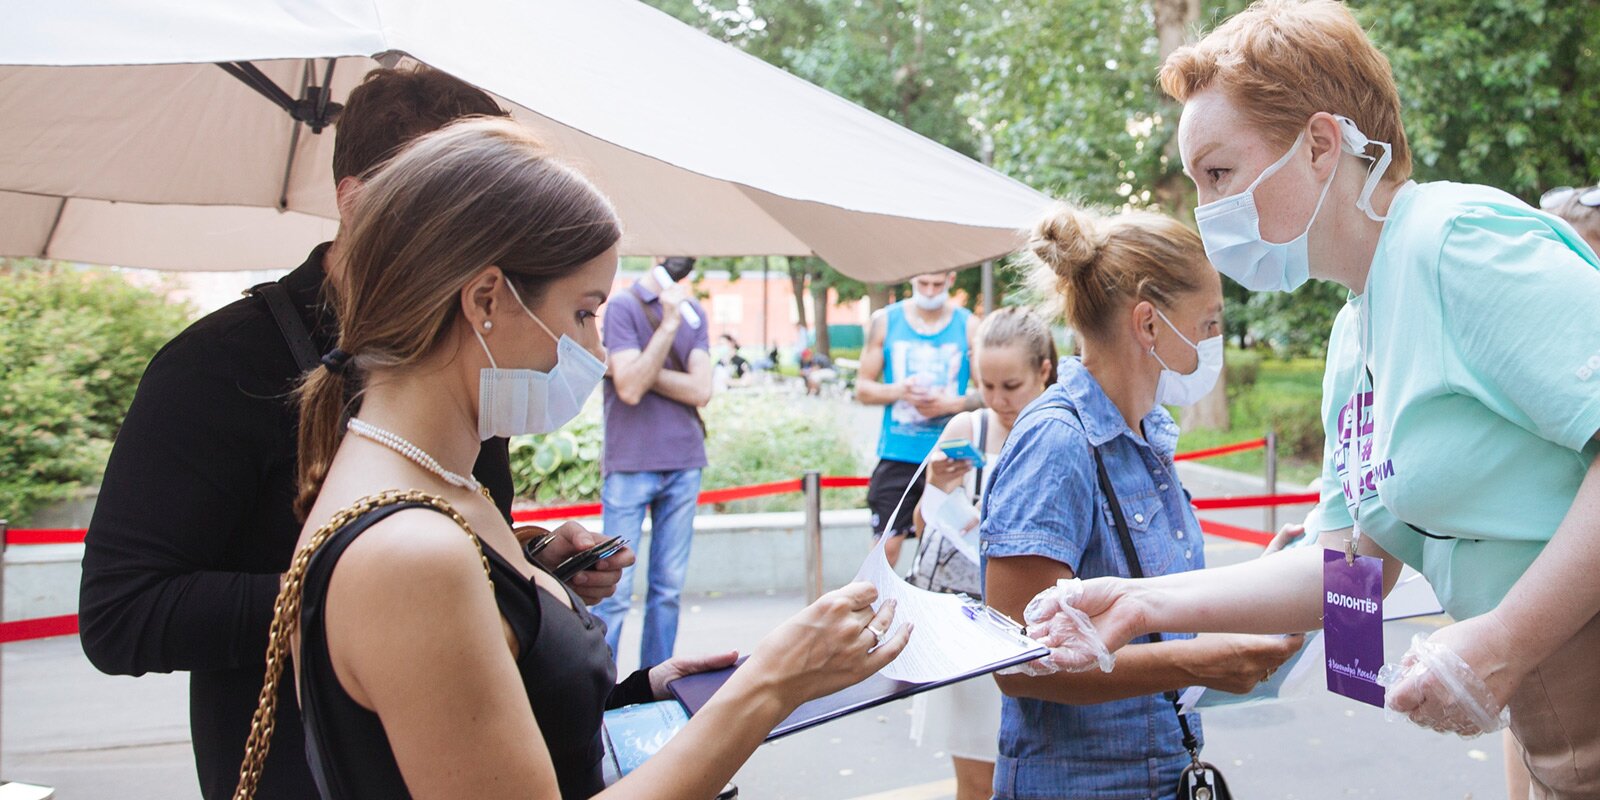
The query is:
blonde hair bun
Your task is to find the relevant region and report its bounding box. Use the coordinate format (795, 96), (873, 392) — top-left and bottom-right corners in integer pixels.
(1030, 202), (1102, 282)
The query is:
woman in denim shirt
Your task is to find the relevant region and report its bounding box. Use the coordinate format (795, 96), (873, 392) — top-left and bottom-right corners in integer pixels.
(980, 206), (1302, 800)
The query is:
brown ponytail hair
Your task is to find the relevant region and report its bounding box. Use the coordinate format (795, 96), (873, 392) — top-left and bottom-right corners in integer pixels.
(295, 117), (621, 519)
(1024, 203), (1208, 338)
(978, 306), (1059, 385)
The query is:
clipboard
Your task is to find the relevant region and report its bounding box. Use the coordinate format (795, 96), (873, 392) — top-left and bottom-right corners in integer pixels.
(669, 608), (1045, 742)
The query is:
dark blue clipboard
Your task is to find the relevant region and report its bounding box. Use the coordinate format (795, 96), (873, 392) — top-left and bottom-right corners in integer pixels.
(668, 644), (1045, 742)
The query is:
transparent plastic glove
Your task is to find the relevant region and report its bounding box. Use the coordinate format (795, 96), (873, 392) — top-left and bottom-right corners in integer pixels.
(1376, 632), (1509, 738)
(998, 578), (1116, 676)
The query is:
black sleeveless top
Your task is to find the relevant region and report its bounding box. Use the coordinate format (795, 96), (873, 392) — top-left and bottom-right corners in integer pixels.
(297, 502), (617, 799)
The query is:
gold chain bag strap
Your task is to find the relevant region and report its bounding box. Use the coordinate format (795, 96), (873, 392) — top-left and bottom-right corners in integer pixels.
(233, 489), (494, 800)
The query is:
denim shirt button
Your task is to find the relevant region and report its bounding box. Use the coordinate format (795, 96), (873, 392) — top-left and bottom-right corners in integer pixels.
(1185, 548), (1193, 559)
(1159, 483), (1169, 491)
(1133, 513), (1145, 524)
(1176, 530), (1185, 540)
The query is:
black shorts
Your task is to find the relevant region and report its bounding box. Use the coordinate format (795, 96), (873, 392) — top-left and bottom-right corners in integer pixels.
(866, 458), (925, 538)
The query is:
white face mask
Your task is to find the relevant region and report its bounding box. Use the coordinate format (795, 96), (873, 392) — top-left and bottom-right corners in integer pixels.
(913, 287), (949, 311)
(474, 282), (607, 439)
(1150, 307), (1223, 407)
(1193, 115), (1392, 293)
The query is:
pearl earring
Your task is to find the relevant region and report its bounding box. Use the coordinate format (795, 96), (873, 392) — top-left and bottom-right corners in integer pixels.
(483, 320), (493, 331)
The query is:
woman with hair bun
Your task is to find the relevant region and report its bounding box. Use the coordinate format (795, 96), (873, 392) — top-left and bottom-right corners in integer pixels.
(977, 205), (1302, 800)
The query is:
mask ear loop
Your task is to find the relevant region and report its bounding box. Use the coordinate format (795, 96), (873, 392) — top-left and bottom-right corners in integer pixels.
(473, 325), (499, 370)
(503, 280), (562, 346)
(1335, 115), (1394, 223)
(1149, 306), (1198, 375)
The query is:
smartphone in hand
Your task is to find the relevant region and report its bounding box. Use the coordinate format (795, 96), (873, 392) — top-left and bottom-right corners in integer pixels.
(937, 438), (986, 468)
(554, 536), (627, 581)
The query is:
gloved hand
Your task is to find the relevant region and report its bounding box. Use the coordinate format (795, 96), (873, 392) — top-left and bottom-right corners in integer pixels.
(1377, 632), (1510, 737)
(998, 578), (1116, 676)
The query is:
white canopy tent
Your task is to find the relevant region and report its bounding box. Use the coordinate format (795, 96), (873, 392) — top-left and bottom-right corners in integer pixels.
(0, 0), (1051, 281)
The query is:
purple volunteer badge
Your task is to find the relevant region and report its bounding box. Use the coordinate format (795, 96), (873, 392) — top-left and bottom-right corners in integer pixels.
(1323, 548), (1385, 707)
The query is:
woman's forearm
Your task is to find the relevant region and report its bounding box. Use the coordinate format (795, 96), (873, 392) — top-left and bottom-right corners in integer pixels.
(1488, 451), (1600, 663)
(995, 640), (1200, 704)
(1129, 545), (1330, 636)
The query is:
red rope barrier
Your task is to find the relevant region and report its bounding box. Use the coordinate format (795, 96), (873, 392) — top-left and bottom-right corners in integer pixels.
(0, 614), (79, 644)
(1190, 491), (1319, 510)
(818, 476), (871, 489)
(1198, 519), (1274, 547)
(5, 528), (88, 546)
(1173, 437), (1268, 462)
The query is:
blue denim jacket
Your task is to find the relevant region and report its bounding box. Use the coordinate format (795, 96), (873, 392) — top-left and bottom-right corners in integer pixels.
(980, 358), (1205, 800)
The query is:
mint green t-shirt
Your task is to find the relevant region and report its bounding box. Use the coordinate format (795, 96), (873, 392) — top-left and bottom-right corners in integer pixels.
(1313, 181), (1600, 621)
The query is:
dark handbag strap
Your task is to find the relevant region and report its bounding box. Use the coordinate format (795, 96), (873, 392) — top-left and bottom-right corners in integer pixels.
(629, 285), (706, 438)
(1091, 448), (1201, 762)
(248, 281), (320, 373)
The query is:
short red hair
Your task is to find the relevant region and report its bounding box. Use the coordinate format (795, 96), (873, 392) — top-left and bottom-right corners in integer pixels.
(1159, 0), (1412, 183)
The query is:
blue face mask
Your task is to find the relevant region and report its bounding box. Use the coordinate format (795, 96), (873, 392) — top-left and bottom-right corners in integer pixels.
(1193, 115), (1392, 293)
(474, 282), (607, 440)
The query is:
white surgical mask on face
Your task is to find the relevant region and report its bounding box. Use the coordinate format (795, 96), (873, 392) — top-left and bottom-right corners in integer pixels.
(1193, 115), (1393, 293)
(474, 282), (607, 439)
(1150, 307), (1223, 407)
(913, 287), (949, 311)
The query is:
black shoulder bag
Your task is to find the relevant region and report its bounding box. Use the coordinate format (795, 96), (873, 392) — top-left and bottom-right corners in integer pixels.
(1092, 448), (1233, 800)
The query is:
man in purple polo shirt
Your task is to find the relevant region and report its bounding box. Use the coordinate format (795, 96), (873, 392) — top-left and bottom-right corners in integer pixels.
(595, 257), (714, 667)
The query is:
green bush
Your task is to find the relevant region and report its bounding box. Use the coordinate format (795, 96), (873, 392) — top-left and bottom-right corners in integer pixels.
(1225, 347), (1262, 396)
(508, 388), (864, 513)
(701, 391), (864, 513)
(0, 263), (190, 524)
(508, 401), (604, 504)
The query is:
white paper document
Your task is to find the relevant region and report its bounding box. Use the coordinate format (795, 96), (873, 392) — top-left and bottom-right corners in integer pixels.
(854, 534), (1043, 683)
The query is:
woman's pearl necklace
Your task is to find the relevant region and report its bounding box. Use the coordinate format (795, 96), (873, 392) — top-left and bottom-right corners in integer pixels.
(346, 418), (483, 494)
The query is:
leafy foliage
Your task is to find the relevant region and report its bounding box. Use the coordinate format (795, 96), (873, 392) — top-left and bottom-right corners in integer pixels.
(509, 389), (864, 512)
(0, 262), (190, 523)
(1355, 0), (1600, 197)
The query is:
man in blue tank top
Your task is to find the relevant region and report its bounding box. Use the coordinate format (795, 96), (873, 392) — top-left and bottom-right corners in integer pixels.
(856, 271), (980, 566)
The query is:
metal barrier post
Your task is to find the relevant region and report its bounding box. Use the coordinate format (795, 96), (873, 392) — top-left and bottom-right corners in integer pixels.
(802, 472), (823, 603)
(1264, 430), (1279, 535)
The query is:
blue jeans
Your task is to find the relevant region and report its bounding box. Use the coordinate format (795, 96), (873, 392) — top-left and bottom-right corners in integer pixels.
(594, 468), (700, 669)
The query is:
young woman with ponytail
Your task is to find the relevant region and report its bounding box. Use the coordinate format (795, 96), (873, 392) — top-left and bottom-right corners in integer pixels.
(236, 117), (910, 800)
(977, 205), (1303, 799)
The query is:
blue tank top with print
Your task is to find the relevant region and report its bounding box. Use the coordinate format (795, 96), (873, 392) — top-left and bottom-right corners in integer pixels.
(877, 300), (972, 463)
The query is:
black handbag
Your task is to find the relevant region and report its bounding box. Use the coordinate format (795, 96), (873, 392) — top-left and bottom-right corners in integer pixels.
(1092, 448), (1234, 800)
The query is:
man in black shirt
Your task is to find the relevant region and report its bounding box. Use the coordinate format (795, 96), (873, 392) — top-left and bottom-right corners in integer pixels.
(79, 68), (628, 799)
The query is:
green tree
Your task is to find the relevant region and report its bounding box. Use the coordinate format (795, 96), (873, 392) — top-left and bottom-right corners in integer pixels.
(1355, 0), (1600, 198)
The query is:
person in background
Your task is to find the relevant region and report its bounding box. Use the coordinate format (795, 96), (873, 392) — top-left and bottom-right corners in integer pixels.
(980, 205), (1302, 799)
(907, 306), (1057, 800)
(595, 256), (714, 668)
(856, 272), (980, 567)
(77, 67), (629, 800)
(717, 333), (750, 380)
(270, 117), (911, 799)
(800, 347), (837, 395)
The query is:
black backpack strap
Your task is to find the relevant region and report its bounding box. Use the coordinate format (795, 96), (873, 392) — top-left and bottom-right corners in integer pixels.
(973, 410), (988, 505)
(248, 281), (320, 374)
(1091, 448), (1201, 761)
